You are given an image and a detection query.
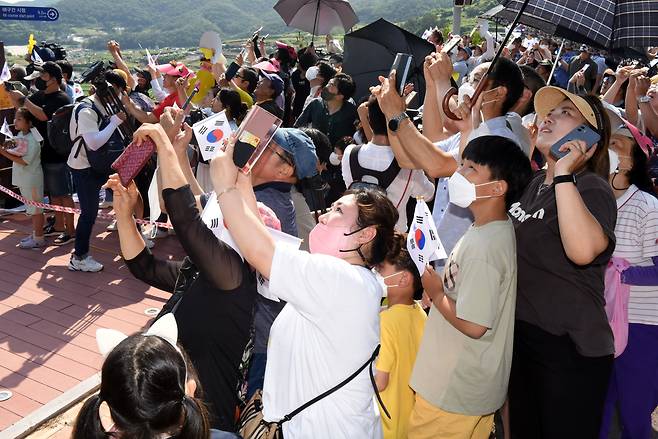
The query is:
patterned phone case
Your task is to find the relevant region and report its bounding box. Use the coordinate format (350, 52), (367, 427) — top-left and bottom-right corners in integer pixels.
(111, 138), (156, 187)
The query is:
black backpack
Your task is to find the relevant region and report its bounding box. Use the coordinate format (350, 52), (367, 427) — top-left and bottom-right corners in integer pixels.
(347, 145), (401, 194)
(70, 99), (128, 175)
(47, 104), (80, 157)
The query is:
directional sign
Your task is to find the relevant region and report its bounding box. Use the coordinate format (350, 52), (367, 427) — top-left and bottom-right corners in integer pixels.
(0, 6), (59, 21)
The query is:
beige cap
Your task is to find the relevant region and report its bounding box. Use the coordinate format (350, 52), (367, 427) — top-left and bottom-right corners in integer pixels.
(534, 86), (598, 129)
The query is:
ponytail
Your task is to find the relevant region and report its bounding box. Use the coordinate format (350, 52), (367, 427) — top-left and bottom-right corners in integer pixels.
(72, 394), (107, 439)
(177, 396), (210, 439)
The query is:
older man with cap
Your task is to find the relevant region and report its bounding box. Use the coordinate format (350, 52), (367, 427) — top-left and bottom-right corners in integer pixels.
(568, 45), (598, 93)
(254, 70), (285, 119)
(122, 61), (190, 123)
(245, 127), (319, 399)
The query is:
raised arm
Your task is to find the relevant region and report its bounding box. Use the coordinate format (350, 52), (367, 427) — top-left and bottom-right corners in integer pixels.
(554, 142), (611, 265)
(108, 41), (137, 91)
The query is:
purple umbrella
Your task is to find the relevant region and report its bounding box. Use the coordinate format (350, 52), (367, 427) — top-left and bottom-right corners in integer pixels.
(274, 0), (359, 42)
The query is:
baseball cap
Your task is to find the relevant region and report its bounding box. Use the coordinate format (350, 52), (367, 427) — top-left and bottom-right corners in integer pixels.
(24, 61), (62, 81)
(458, 46), (472, 58)
(252, 60), (279, 73)
(157, 62), (191, 77)
(275, 41), (297, 60)
(535, 86), (598, 128)
(260, 71), (284, 97)
(270, 128), (319, 179)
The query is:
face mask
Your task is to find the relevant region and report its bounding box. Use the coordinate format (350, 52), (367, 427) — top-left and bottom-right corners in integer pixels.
(608, 149), (620, 174)
(308, 222), (364, 258)
(34, 78), (48, 91)
(321, 89), (336, 101)
(540, 44), (549, 50)
(329, 152), (342, 166)
(305, 66), (319, 82)
(375, 271), (404, 297)
(448, 171), (499, 208)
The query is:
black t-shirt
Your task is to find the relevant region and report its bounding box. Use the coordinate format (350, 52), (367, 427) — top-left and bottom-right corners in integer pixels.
(27, 90), (71, 164)
(257, 99), (284, 120)
(510, 170), (617, 357)
(291, 69), (310, 121)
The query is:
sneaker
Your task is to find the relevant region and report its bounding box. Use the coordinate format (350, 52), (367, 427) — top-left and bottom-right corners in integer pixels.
(106, 220), (118, 231)
(53, 233), (74, 246)
(142, 226), (168, 240)
(99, 200), (113, 209)
(43, 219), (63, 237)
(18, 235), (46, 249)
(69, 255), (104, 272)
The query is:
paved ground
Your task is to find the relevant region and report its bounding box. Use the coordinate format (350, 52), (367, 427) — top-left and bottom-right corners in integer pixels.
(0, 209), (178, 434)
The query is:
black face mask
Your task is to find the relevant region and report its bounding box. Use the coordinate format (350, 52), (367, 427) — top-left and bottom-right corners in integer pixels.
(34, 78), (48, 91)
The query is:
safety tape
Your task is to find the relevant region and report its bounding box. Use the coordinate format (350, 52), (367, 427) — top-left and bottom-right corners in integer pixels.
(0, 183), (173, 229)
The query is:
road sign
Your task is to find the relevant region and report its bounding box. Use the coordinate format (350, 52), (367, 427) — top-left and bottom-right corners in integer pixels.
(0, 6), (59, 21)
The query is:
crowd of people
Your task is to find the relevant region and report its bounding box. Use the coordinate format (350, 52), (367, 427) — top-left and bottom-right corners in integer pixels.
(1, 22), (658, 439)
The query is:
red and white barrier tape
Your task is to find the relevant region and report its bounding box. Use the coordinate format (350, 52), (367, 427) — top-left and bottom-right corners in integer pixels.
(0, 183), (173, 229)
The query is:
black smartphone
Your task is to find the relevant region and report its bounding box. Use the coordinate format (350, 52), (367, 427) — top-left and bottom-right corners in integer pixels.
(225, 62), (241, 81)
(390, 53), (413, 96)
(550, 124), (600, 160)
(648, 59), (658, 78)
(441, 35), (462, 54)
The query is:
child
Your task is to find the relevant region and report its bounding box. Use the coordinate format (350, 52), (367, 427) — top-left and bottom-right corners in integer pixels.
(0, 108), (45, 249)
(375, 233), (427, 439)
(408, 136), (532, 439)
(72, 314), (212, 438)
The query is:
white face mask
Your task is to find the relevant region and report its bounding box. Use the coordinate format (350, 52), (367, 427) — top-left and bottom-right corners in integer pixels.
(374, 270), (404, 297)
(448, 171), (499, 208)
(329, 152), (341, 166)
(609, 149), (620, 174)
(305, 66), (319, 82)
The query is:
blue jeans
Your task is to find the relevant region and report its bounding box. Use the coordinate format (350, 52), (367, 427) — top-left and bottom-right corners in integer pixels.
(71, 167), (107, 258)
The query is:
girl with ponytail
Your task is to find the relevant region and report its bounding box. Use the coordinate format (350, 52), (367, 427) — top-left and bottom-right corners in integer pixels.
(72, 315), (211, 439)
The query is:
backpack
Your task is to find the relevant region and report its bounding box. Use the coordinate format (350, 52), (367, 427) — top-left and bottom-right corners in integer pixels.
(71, 99), (128, 175)
(47, 104), (80, 157)
(347, 145), (401, 194)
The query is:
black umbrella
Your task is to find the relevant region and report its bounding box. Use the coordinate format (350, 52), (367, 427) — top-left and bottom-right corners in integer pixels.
(498, 0), (658, 52)
(343, 19), (435, 106)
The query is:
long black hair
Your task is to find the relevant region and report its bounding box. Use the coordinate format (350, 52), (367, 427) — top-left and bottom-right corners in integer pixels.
(625, 141), (655, 195)
(72, 335), (210, 439)
(218, 87), (248, 124)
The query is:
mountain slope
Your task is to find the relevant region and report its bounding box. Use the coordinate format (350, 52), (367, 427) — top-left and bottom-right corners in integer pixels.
(1, 0), (452, 48)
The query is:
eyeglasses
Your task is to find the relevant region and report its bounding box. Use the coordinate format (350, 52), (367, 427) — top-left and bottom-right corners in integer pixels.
(267, 144), (294, 167)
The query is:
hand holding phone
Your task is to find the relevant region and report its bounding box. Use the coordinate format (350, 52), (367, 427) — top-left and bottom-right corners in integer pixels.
(390, 53), (413, 96)
(550, 124), (600, 160)
(441, 36), (462, 54)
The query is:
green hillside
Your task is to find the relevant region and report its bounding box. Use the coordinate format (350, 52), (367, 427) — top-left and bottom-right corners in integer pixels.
(0, 0), (453, 48)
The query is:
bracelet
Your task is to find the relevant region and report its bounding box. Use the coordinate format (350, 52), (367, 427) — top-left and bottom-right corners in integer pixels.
(216, 186), (238, 200)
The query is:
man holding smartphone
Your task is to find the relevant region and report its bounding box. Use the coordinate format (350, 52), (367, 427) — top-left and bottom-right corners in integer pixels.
(567, 45), (598, 93)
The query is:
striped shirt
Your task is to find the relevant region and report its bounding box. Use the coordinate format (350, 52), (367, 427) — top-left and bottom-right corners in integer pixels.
(614, 185), (658, 325)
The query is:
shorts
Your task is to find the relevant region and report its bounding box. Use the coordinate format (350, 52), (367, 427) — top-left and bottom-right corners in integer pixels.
(407, 395), (494, 439)
(42, 162), (73, 197)
(17, 184), (44, 216)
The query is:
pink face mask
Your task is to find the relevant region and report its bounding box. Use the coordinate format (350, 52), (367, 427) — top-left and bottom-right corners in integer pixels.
(308, 222), (364, 258)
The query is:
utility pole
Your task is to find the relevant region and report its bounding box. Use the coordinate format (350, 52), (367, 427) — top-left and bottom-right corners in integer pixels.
(452, 5), (462, 36)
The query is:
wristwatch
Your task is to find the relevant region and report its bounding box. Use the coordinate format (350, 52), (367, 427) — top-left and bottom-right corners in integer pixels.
(639, 95), (652, 104)
(554, 174), (577, 186)
(388, 112), (409, 132)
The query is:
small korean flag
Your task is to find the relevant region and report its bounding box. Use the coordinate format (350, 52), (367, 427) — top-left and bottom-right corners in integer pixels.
(407, 199), (447, 275)
(193, 111), (234, 161)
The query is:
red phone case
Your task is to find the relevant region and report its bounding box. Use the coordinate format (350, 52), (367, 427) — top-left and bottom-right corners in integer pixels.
(111, 138), (156, 187)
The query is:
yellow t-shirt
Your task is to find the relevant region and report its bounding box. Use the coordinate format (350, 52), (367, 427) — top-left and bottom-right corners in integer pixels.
(234, 84), (254, 108)
(376, 303), (427, 439)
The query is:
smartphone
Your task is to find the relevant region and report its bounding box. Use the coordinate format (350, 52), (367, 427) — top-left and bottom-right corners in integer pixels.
(441, 36), (462, 54)
(647, 59), (658, 77)
(390, 53), (413, 96)
(232, 105), (283, 172)
(225, 62), (241, 81)
(550, 124), (600, 160)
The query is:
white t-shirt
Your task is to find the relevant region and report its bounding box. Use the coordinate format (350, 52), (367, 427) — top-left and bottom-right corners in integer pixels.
(613, 185), (658, 325)
(341, 142), (435, 231)
(67, 95), (117, 170)
(263, 244), (383, 439)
